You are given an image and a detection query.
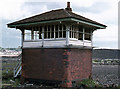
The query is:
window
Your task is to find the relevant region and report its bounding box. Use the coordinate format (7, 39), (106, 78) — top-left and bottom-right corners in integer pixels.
(42, 24), (66, 39)
(63, 25), (66, 38)
(25, 30), (31, 40)
(34, 31), (39, 40)
(70, 25), (83, 40)
(24, 25), (92, 41)
(69, 25), (92, 41)
(44, 26), (47, 39)
(84, 28), (92, 41)
(78, 26), (83, 40)
(48, 25), (50, 38)
(51, 25), (54, 38)
(39, 26), (42, 39)
(59, 24), (62, 38)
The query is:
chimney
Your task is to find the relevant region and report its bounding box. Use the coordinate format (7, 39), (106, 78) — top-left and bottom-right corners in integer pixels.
(65, 2), (72, 11)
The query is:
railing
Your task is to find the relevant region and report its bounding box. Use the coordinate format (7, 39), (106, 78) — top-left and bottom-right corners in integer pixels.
(14, 53), (22, 78)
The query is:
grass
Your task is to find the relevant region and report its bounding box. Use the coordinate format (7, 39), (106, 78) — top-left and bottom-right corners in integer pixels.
(2, 60), (21, 88)
(76, 79), (101, 88)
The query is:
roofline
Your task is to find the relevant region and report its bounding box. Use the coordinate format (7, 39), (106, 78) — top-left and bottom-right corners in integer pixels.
(7, 17), (106, 29)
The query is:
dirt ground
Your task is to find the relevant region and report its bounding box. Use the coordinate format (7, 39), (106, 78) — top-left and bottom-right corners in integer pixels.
(92, 65), (119, 86)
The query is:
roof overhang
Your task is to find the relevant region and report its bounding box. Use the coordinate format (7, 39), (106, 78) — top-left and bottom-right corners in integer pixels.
(7, 17), (106, 29)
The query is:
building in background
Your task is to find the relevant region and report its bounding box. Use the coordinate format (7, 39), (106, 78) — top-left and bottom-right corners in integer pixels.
(7, 2), (106, 87)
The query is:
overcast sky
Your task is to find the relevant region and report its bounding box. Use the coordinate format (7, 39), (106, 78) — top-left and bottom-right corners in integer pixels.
(0, 0), (119, 49)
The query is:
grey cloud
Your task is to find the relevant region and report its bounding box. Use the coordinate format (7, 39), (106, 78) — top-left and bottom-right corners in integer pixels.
(73, 2), (111, 13)
(2, 19), (21, 48)
(93, 40), (118, 49)
(22, 2), (64, 14)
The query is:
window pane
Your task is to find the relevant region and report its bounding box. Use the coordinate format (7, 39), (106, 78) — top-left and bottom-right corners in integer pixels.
(59, 31), (62, 38)
(59, 24), (62, 31)
(39, 26), (42, 39)
(55, 25), (58, 38)
(78, 33), (83, 40)
(63, 31), (66, 38)
(51, 25), (54, 38)
(34, 31), (39, 40)
(85, 29), (90, 33)
(44, 26), (47, 32)
(25, 30), (31, 40)
(70, 31), (71, 38)
(48, 31), (50, 38)
(75, 32), (78, 39)
(85, 34), (91, 40)
(79, 26), (83, 32)
(63, 25), (66, 30)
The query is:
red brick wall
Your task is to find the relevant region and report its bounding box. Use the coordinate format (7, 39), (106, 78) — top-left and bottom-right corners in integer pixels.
(22, 48), (92, 87)
(61, 49), (92, 87)
(22, 48), (65, 81)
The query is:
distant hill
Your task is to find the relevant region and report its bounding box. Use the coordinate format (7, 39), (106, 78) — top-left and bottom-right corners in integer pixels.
(92, 49), (119, 59)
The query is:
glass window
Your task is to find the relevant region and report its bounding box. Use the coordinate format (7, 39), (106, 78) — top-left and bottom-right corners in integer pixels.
(51, 25), (54, 38)
(59, 25), (62, 38)
(34, 31), (39, 40)
(78, 33), (83, 40)
(85, 34), (91, 40)
(63, 25), (66, 38)
(44, 26), (47, 39)
(84, 28), (91, 41)
(48, 25), (50, 38)
(39, 26), (42, 39)
(55, 25), (58, 38)
(25, 30), (31, 40)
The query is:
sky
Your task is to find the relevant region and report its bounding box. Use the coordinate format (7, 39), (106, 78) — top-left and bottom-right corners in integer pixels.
(0, 0), (119, 49)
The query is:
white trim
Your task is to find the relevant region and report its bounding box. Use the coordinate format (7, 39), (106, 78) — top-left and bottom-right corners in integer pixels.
(50, 25), (51, 38)
(47, 26), (48, 38)
(54, 25), (55, 39)
(66, 25), (70, 46)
